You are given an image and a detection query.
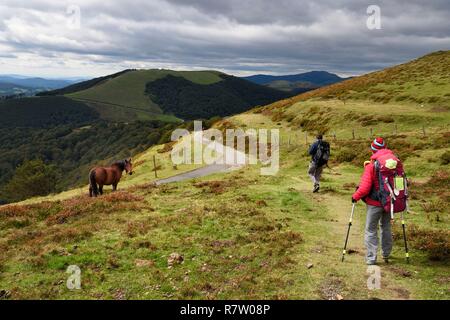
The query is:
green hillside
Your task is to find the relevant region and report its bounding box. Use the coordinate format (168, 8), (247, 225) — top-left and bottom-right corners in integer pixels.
(67, 70), (223, 115)
(33, 69), (291, 122)
(270, 50), (450, 108)
(145, 74), (290, 119)
(1, 100), (447, 299)
(67, 69), (288, 121)
(37, 70), (133, 96)
(0, 52), (448, 299)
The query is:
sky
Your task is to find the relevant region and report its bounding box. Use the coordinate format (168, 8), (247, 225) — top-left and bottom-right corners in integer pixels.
(0, 0), (449, 78)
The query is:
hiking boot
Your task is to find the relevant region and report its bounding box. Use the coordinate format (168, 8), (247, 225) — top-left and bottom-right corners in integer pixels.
(383, 257), (390, 264)
(366, 260), (377, 265)
(313, 184), (320, 193)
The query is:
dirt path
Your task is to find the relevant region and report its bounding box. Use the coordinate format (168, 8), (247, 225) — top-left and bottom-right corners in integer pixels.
(152, 129), (418, 299)
(158, 163), (395, 298)
(289, 172), (415, 300)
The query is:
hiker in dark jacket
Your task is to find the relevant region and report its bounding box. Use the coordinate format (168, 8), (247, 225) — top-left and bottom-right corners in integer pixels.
(308, 134), (330, 193)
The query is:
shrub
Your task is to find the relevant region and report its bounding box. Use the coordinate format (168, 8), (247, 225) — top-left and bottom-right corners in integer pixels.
(271, 111), (284, 122)
(284, 114), (295, 122)
(440, 151), (450, 165)
(333, 140), (369, 165)
(0, 159), (59, 203)
(359, 115), (377, 127)
(427, 96), (440, 103)
(398, 224), (450, 262)
(334, 148), (358, 163)
(377, 115), (395, 123)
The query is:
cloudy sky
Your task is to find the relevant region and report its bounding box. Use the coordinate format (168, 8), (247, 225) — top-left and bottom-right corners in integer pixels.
(0, 0), (449, 78)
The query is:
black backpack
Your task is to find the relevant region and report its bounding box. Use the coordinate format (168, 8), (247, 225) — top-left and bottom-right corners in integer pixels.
(313, 141), (330, 166)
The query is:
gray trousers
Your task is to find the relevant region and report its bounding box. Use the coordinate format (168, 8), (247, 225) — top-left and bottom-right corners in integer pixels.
(308, 161), (323, 185)
(365, 205), (393, 263)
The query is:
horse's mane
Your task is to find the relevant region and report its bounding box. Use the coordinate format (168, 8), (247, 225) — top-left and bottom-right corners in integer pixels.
(111, 160), (126, 171)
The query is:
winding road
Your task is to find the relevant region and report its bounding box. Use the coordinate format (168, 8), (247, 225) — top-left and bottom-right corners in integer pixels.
(155, 128), (248, 185)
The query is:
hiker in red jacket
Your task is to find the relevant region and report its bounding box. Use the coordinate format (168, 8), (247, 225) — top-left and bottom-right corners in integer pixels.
(351, 137), (393, 265)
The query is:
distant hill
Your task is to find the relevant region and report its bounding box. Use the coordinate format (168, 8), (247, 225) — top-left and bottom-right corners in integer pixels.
(37, 70), (133, 96)
(242, 71), (347, 93)
(0, 82), (29, 90)
(259, 50), (450, 113)
(145, 74), (290, 119)
(0, 75), (76, 97)
(291, 51), (450, 105)
(0, 76), (73, 89)
(38, 69), (291, 122)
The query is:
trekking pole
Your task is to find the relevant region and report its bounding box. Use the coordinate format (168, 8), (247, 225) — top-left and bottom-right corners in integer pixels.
(341, 202), (356, 262)
(400, 210), (410, 263)
(390, 198), (394, 221)
(402, 178), (410, 263)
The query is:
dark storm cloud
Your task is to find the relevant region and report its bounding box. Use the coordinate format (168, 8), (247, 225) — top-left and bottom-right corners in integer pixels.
(0, 0), (449, 77)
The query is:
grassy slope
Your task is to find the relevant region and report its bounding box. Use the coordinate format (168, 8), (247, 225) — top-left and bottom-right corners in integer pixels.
(0, 101), (448, 299)
(15, 139), (203, 205)
(266, 51), (450, 109)
(67, 70), (224, 121)
(0, 53), (449, 300)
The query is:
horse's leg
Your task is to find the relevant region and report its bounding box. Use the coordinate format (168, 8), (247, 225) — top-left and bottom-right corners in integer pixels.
(99, 185), (103, 195)
(89, 186), (92, 197)
(112, 183), (117, 191)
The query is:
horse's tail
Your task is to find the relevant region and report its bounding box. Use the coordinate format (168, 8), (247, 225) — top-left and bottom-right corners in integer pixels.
(89, 169), (98, 197)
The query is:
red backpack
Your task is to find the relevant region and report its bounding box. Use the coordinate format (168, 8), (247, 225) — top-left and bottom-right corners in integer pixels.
(370, 152), (407, 215)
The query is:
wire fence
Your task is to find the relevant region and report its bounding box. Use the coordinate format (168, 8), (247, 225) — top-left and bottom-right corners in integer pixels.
(279, 123), (449, 147)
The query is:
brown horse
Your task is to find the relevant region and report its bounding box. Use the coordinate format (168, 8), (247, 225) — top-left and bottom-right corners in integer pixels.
(89, 158), (133, 197)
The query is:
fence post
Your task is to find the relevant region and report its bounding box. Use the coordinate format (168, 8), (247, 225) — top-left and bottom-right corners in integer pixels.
(352, 129), (355, 140)
(370, 128), (373, 137)
(305, 132), (308, 145)
(394, 124), (397, 135)
(153, 155), (158, 178)
(422, 125), (426, 137)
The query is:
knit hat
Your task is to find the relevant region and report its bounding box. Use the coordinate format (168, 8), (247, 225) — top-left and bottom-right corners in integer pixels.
(371, 137), (386, 152)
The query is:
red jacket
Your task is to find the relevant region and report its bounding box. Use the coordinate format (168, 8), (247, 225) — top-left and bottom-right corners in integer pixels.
(352, 149), (395, 206)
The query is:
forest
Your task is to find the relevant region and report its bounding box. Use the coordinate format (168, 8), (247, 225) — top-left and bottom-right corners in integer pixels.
(146, 74), (289, 119)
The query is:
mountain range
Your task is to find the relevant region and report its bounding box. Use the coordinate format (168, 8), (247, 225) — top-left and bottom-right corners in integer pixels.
(242, 71), (348, 93)
(0, 75), (76, 97)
